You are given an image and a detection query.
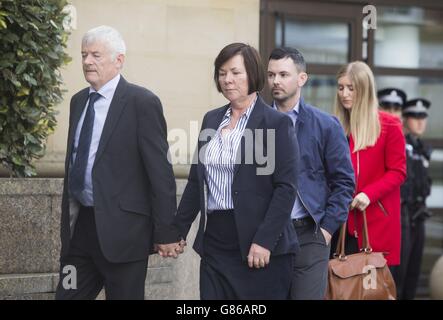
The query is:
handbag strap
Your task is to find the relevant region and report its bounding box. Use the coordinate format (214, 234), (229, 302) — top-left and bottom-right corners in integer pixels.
(334, 222), (346, 258)
(334, 210), (372, 260)
(361, 209), (372, 252)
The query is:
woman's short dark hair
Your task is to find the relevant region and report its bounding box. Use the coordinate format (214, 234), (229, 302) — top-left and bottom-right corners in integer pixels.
(214, 43), (265, 94)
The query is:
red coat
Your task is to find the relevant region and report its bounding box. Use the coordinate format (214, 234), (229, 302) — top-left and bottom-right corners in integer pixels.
(347, 111), (406, 266)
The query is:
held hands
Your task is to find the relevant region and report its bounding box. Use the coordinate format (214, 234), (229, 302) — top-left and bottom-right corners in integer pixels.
(247, 243), (270, 269)
(350, 192), (371, 212)
(155, 239), (187, 258)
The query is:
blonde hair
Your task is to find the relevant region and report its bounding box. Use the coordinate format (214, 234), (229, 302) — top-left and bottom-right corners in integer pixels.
(334, 61), (380, 152)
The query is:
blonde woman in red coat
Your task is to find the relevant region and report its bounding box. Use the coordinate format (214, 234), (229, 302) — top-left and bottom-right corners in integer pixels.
(333, 61), (406, 267)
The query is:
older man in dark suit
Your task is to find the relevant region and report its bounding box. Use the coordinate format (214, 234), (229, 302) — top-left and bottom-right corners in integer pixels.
(55, 25), (183, 300)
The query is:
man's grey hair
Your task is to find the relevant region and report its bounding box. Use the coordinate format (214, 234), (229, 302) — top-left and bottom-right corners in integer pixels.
(82, 25), (126, 60)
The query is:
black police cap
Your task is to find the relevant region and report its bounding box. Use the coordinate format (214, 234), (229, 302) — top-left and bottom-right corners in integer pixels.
(378, 88), (407, 107)
(402, 98), (431, 118)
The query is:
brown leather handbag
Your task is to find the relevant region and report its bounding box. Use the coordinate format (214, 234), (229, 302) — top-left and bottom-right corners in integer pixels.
(325, 210), (397, 300)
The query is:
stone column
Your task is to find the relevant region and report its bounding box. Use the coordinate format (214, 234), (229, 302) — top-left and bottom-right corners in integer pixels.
(430, 255), (443, 300)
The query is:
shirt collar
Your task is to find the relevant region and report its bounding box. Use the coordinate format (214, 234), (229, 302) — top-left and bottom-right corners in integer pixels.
(272, 100), (300, 115)
(89, 73), (121, 100)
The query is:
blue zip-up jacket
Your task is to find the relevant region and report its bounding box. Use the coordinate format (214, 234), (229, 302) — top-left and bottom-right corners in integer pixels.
(289, 97), (355, 235)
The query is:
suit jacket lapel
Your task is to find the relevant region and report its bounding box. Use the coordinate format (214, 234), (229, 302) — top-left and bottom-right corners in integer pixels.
(295, 97), (308, 137)
(204, 108), (226, 138)
(244, 95), (265, 130)
(93, 76), (129, 167)
(197, 105), (227, 181)
(233, 95), (264, 178)
(66, 89), (89, 169)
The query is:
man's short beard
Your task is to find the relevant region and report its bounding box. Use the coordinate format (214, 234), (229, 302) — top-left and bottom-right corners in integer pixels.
(273, 90), (297, 103)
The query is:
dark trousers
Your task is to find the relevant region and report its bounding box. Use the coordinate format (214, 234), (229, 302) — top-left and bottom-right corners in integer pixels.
(55, 206), (148, 300)
(395, 212), (426, 300)
(390, 211), (409, 295)
(290, 217), (330, 300)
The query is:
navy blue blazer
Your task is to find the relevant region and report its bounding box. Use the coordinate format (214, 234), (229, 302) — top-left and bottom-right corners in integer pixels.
(175, 95), (300, 260)
(293, 98), (355, 235)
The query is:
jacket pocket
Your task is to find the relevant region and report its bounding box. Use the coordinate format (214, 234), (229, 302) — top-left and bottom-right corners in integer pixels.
(119, 200), (151, 217)
(377, 200), (389, 216)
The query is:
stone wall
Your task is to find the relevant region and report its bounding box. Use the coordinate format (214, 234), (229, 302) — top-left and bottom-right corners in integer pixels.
(0, 178), (199, 300)
(20, 0), (260, 178)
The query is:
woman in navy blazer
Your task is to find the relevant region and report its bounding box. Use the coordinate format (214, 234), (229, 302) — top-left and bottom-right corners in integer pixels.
(174, 43), (300, 299)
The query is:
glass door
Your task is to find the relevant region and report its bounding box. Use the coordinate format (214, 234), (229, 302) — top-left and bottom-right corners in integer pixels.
(260, 0), (364, 111)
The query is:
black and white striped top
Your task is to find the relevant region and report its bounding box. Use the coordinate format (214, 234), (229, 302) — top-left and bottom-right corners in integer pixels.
(204, 98), (257, 211)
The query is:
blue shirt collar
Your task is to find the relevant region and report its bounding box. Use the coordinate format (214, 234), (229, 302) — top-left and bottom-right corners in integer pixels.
(272, 100), (300, 115)
(89, 73), (121, 100)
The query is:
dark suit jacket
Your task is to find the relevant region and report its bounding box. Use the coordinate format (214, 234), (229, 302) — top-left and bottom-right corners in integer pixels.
(60, 76), (179, 263)
(175, 95), (300, 260)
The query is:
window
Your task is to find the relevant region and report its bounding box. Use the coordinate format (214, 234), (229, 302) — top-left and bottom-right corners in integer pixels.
(375, 7), (443, 69)
(275, 17), (350, 64)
